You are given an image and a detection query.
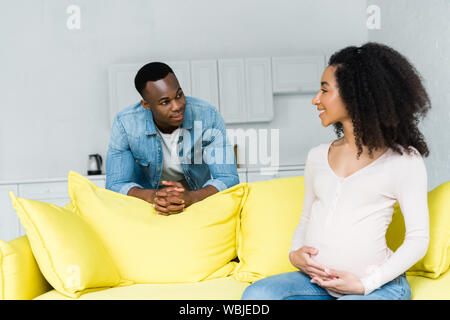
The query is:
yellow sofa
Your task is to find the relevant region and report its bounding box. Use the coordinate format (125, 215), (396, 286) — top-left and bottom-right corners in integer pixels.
(1, 176), (449, 300)
(5, 237), (450, 300)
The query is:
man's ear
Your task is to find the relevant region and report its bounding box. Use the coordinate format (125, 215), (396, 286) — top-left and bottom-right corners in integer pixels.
(141, 99), (152, 111)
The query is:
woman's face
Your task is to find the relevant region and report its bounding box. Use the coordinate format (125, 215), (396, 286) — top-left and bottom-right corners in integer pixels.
(312, 65), (350, 127)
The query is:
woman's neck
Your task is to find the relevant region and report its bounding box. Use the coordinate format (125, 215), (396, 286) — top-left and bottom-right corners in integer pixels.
(338, 119), (388, 156)
(338, 120), (358, 151)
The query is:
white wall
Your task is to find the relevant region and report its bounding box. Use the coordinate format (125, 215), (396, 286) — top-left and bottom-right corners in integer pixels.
(0, 0), (368, 181)
(368, 0), (450, 190)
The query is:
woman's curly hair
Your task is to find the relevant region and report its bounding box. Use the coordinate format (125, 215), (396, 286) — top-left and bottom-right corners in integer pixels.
(328, 42), (431, 158)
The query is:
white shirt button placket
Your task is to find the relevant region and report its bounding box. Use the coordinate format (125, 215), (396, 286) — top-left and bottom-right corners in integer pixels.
(326, 179), (344, 227)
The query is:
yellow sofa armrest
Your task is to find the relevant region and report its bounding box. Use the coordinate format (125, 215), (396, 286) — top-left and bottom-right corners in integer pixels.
(0, 236), (52, 300)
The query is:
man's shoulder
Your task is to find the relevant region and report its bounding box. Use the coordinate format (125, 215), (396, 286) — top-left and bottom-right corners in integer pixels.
(116, 102), (145, 119)
(186, 96), (218, 114)
(185, 96), (222, 126)
(112, 102), (148, 136)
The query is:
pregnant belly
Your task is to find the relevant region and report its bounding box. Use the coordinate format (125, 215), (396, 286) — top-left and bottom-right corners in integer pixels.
(304, 225), (389, 279)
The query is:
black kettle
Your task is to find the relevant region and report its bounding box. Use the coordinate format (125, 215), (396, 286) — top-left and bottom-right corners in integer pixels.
(87, 154), (103, 175)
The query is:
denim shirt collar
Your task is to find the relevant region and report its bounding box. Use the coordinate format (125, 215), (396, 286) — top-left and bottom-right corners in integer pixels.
(144, 103), (193, 136)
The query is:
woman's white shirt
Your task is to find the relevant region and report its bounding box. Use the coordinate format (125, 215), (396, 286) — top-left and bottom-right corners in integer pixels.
(290, 142), (429, 296)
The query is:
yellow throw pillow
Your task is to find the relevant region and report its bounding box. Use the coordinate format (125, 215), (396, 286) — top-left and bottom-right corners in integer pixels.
(67, 171), (247, 284)
(0, 236), (52, 300)
(386, 181), (450, 278)
(9, 193), (123, 298)
(233, 176), (304, 282)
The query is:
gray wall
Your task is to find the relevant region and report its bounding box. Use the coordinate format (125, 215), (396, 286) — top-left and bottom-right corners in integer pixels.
(368, 0), (450, 190)
(0, 0), (367, 181)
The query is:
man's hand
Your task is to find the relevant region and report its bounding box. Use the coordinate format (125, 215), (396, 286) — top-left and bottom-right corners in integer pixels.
(289, 246), (336, 281)
(310, 269), (365, 295)
(128, 182), (218, 216)
(152, 181), (194, 216)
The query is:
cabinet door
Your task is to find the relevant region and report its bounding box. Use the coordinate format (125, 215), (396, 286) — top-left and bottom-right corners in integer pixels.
(218, 59), (247, 123)
(108, 63), (143, 126)
(165, 60), (192, 96)
(247, 170), (280, 183)
(247, 168), (304, 183)
(245, 58), (274, 122)
(89, 177), (106, 189)
(0, 184), (20, 241)
(272, 55), (325, 94)
(277, 169), (304, 178)
(19, 181), (68, 200)
(237, 171), (247, 184)
(190, 60), (219, 109)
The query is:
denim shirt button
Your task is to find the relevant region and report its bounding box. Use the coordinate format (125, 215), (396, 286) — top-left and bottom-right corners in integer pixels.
(157, 168), (160, 171)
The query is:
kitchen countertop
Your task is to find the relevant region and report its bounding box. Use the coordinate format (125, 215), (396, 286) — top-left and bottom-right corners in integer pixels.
(0, 174), (106, 185)
(0, 165), (305, 185)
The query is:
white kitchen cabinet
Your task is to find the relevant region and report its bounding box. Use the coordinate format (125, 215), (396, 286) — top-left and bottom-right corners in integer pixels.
(190, 60), (219, 109)
(246, 165), (305, 183)
(218, 58), (274, 124)
(237, 169), (247, 184)
(0, 176), (106, 241)
(245, 58), (274, 122)
(165, 60), (192, 96)
(0, 184), (20, 242)
(247, 170), (279, 183)
(272, 55), (325, 94)
(108, 55), (326, 126)
(108, 63), (142, 126)
(217, 59), (247, 123)
(18, 181), (69, 201)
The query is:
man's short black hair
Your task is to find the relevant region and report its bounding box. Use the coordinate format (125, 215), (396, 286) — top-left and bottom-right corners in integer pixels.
(134, 62), (174, 96)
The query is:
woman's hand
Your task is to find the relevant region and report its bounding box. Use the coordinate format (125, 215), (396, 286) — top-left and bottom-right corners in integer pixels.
(310, 269), (365, 295)
(289, 246), (337, 281)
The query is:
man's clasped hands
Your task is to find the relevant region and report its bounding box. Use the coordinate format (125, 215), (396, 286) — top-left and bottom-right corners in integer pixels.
(151, 180), (193, 216)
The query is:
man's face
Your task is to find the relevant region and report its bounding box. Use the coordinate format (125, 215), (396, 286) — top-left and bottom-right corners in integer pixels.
(140, 72), (186, 133)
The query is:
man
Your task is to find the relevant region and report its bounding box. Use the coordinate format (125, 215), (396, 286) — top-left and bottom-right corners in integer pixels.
(105, 62), (239, 215)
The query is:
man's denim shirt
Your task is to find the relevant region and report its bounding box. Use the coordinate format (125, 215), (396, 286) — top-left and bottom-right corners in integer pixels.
(105, 96), (239, 195)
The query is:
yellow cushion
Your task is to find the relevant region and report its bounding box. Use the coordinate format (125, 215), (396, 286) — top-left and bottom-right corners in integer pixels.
(386, 181), (450, 278)
(8, 192), (123, 298)
(407, 269), (450, 300)
(0, 236), (52, 300)
(233, 176), (304, 282)
(34, 276), (250, 300)
(67, 171), (247, 284)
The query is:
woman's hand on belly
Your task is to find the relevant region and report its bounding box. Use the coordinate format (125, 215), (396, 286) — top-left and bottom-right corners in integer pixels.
(289, 247), (337, 281)
(310, 269), (365, 295)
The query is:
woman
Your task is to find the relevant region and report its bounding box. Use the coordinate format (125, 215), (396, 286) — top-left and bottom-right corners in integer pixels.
(242, 42), (431, 300)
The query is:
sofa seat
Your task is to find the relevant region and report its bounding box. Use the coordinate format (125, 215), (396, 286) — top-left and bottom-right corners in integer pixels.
(34, 270), (450, 300)
(34, 277), (250, 300)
